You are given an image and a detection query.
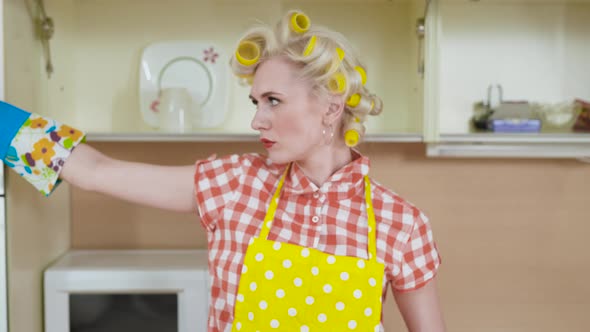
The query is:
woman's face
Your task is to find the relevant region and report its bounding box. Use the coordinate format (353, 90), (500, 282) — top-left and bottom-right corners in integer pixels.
(250, 56), (330, 164)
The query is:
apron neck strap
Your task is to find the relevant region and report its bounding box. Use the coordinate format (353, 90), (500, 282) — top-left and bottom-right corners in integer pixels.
(259, 164), (378, 262)
(363, 176), (377, 261)
(259, 164), (291, 240)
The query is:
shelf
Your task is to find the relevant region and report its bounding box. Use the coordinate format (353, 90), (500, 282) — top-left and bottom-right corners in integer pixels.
(441, 0), (590, 3)
(427, 142), (590, 159)
(439, 133), (590, 144)
(426, 133), (590, 159)
(85, 133), (423, 143)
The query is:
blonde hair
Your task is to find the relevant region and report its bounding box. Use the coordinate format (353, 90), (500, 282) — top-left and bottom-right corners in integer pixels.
(230, 10), (383, 147)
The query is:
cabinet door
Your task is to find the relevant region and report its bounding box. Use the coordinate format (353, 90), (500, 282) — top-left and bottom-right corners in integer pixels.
(0, 0), (8, 330)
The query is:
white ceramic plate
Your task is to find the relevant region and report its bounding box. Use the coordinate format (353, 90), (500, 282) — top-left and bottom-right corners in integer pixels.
(139, 41), (229, 129)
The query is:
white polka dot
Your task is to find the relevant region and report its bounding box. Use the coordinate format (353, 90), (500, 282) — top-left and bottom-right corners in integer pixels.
(255, 253), (264, 262)
(237, 294), (244, 302)
(353, 289), (362, 299)
(236, 322), (242, 330)
(365, 308), (373, 316)
(265, 270), (274, 280)
(336, 302), (345, 311)
(323, 284), (332, 293)
(294, 277), (303, 287)
(241, 265), (248, 273)
(248, 238), (254, 245)
(305, 296), (314, 305)
(266, 221), (272, 228)
(288, 308), (297, 316)
(311, 266), (319, 276)
(327, 255), (336, 264)
(348, 320), (357, 329)
(318, 313), (327, 323)
(368, 226), (372, 233)
(273, 242), (281, 250)
(357, 259), (366, 269)
(300, 326), (309, 332)
(301, 248), (310, 257)
(259, 300), (268, 310)
(283, 259), (292, 268)
(369, 277), (377, 287)
(248, 312), (254, 321)
(340, 272), (349, 281)
(276, 289), (285, 298)
(249, 282), (257, 291)
(374, 325), (380, 332)
(270, 319), (280, 328)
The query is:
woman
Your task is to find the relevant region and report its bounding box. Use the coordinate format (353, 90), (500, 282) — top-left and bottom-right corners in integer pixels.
(0, 10), (444, 332)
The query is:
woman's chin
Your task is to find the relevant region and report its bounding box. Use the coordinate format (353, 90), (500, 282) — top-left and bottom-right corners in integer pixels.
(266, 151), (292, 165)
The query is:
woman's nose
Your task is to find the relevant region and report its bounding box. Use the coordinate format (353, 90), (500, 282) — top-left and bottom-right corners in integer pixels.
(251, 109), (270, 131)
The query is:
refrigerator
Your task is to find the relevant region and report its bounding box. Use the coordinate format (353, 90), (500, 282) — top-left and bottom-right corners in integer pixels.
(0, 163), (6, 332)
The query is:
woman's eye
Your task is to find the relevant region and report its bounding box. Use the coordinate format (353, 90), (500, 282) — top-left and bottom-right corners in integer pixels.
(269, 97), (280, 106)
(250, 99), (258, 106)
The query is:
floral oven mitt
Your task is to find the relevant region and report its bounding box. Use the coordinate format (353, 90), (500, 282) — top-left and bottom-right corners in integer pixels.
(1, 101), (86, 196)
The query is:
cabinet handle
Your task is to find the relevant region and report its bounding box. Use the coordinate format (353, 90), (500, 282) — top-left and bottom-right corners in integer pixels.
(416, 0), (432, 78)
(416, 18), (425, 77)
(33, 0), (55, 78)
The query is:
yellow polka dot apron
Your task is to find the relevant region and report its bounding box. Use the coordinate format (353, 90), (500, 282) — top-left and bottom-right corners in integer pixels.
(231, 165), (385, 331)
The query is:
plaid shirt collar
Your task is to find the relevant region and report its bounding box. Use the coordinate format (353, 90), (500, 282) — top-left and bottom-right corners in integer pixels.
(279, 149), (370, 200)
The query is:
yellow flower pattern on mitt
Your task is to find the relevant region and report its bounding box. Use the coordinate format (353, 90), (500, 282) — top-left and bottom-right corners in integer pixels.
(4, 114), (86, 196)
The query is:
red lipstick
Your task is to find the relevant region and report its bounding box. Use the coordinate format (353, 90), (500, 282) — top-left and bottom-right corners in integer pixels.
(260, 138), (275, 149)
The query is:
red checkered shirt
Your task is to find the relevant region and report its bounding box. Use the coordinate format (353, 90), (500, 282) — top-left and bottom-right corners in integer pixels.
(194, 151), (441, 332)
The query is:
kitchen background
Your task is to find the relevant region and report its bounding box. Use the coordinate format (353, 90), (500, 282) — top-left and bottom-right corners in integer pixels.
(3, 0), (590, 331)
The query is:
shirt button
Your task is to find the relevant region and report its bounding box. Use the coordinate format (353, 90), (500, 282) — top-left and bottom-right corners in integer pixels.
(313, 192), (320, 199)
(312, 216), (320, 223)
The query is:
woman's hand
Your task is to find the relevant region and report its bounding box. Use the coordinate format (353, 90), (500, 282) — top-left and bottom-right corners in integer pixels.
(61, 144), (197, 213)
(393, 277), (446, 332)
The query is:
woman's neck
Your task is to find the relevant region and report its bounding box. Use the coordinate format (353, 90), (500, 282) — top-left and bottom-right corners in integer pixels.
(295, 143), (353, 187)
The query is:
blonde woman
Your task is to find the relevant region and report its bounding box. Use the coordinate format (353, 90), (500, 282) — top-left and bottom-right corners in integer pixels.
(0, 10), (444, 332)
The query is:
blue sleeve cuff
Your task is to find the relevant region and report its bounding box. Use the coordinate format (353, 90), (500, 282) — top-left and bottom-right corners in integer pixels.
(0, 101), (31, 160)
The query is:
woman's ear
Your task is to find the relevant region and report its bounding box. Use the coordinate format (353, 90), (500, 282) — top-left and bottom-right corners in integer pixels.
(323, 95), (345, 125)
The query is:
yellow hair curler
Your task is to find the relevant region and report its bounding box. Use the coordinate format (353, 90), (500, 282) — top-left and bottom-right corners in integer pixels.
(303, 36), (317, 57)
(328, 72), (347, 94)
(326, 47), (346, 75)
(344, 129), (360, 147)
(238, 73), (254, 85)
(235, 41), (261, 67)
(355, 66), (367, 85)
(346, 93), (361, 107)
(336, 48), (345, 62)
(290, 12), (311, 34)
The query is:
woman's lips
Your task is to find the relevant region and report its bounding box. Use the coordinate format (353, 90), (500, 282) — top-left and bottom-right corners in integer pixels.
(260, 138), (275, 149)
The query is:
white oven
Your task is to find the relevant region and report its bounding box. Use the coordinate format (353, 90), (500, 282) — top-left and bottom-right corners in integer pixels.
(44, 249), (210, 332)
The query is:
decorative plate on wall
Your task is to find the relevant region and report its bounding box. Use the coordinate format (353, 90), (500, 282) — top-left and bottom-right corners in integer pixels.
(139, 41), (229, 129)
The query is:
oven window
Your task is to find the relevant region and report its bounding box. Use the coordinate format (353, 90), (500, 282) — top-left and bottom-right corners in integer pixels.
(69, 294), (178, 332)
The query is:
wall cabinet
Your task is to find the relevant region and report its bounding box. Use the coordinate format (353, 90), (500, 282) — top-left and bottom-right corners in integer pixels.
(425, 0), (590, 157)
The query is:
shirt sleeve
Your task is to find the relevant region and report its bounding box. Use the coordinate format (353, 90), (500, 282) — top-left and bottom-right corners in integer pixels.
(193, 153), (245, 232)
(391, 211), (442, 292)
